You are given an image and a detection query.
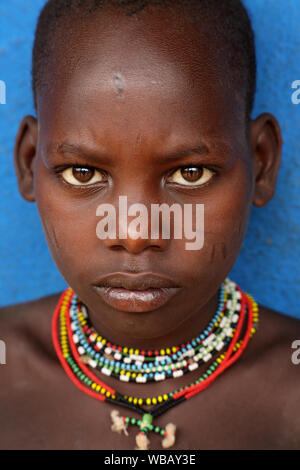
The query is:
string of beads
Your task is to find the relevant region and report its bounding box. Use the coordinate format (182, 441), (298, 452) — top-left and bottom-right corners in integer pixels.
(52, 278), (259, 449)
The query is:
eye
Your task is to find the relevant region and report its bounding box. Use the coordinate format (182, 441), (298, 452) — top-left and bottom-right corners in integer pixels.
(61, 166), (105, 186)
(167, 166), (215, 186)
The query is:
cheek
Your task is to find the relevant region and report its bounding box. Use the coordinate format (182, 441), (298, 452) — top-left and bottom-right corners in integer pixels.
(176, 162), (253, 283)
(35, 170), (98, 279)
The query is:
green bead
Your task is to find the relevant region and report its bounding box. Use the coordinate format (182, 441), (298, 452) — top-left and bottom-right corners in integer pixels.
(149, 424), (154, 431)
(154, 426), (160, 433)
(125, 417), (130, 423)
(137, 420), (142, 426)
(131, 418), (136, 425)
(142, 414), (153, 426)
(160, 429), (165, 436)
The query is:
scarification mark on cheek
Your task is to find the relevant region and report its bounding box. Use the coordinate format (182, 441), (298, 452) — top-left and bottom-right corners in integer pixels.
(210, 242), (228, 263)
(113, 72), (125, 98)
(210, 244), (215, 263)
(135, 133), (143, 148)
(222, 242), (227, 260)
(43, 220), (60, 251)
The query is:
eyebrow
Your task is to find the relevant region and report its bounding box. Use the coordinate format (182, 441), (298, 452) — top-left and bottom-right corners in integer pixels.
(157, 143), (210, 162)
(46, 142), (114, 166)
(46, 140), (214, 166)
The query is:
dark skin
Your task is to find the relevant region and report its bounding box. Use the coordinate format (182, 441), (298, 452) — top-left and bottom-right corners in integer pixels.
(1, 6), (300, 450)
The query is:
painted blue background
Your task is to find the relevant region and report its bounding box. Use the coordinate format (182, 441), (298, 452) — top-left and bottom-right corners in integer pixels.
(0, 1), (299, 316)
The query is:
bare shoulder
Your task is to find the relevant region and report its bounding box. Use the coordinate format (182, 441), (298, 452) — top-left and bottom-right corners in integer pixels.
(251, 303), (300, 369)
(0, 291), (63, 366)
(257, 303), (300, 351)
(247, 304), (300, 442)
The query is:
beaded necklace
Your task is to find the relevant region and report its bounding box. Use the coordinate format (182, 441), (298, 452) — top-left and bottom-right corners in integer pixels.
(52, 278), (259, 450)
(70, 282), (242, 383)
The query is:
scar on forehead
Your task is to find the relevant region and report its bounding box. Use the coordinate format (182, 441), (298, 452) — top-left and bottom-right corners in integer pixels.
(113, 72), (125, 98)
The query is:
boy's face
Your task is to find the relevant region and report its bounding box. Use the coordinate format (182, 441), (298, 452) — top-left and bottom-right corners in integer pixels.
(16, 8), (280, 344)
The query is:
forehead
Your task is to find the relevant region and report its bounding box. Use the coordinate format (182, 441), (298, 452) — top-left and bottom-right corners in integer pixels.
(37, 6), (246, 151)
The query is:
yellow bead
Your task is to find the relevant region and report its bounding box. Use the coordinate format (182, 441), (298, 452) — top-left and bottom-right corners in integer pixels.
(133, 398), (138, 405)
(152, 398), (157, 405)
(146, 398), (151, 405)
(135, 349), (139, 355)
(96, 385), (100, 392)
(129, 348), (134, 355)
(166, 348), (171, 355)
(160, 349), (165, 356)
(158, 396), (163, 402)
(163, 394), (168, 401)
(138, 399), (143, 405)
(123, 347), (128, 354)
(128, 397), (133, 402)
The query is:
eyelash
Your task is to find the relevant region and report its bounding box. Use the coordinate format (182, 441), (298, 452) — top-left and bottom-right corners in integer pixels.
(53, 163), (219, 189)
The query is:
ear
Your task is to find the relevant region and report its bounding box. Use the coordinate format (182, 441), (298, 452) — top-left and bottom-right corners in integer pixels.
(14, 115), (38, 202)
(249, 113), (282, 207)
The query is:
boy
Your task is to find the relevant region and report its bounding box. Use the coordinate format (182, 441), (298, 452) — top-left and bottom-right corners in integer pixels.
(0, 0), (300, 450)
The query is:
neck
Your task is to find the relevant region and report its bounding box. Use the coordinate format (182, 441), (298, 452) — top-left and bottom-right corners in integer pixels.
(87, 288), (220, 351)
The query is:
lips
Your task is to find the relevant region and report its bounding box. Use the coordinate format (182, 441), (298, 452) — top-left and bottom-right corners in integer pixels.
(92, 272), (182, 313)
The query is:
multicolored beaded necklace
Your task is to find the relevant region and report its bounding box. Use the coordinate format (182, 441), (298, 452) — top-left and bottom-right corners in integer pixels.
(52, 278), (259, 450)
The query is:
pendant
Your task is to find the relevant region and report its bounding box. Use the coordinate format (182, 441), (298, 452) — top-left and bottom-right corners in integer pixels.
(110, 410), (176, 450)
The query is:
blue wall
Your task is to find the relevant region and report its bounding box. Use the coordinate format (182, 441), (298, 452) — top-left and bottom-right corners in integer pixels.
(0, 1), (299, 316)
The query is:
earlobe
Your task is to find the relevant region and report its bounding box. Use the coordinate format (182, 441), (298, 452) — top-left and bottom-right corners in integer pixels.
(14, 115), (38, 202)
(249, 113), (282, 207)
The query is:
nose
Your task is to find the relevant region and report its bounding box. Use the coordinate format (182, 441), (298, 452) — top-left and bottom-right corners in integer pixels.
(96, 195), (171, 254)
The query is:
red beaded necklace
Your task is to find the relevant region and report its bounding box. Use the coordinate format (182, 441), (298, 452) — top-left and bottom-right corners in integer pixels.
(52, 282), (258, 449)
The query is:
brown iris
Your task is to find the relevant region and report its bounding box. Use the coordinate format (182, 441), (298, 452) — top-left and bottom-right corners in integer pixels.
(181, 166), (203, 182)
(72, 167), (94, 183)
